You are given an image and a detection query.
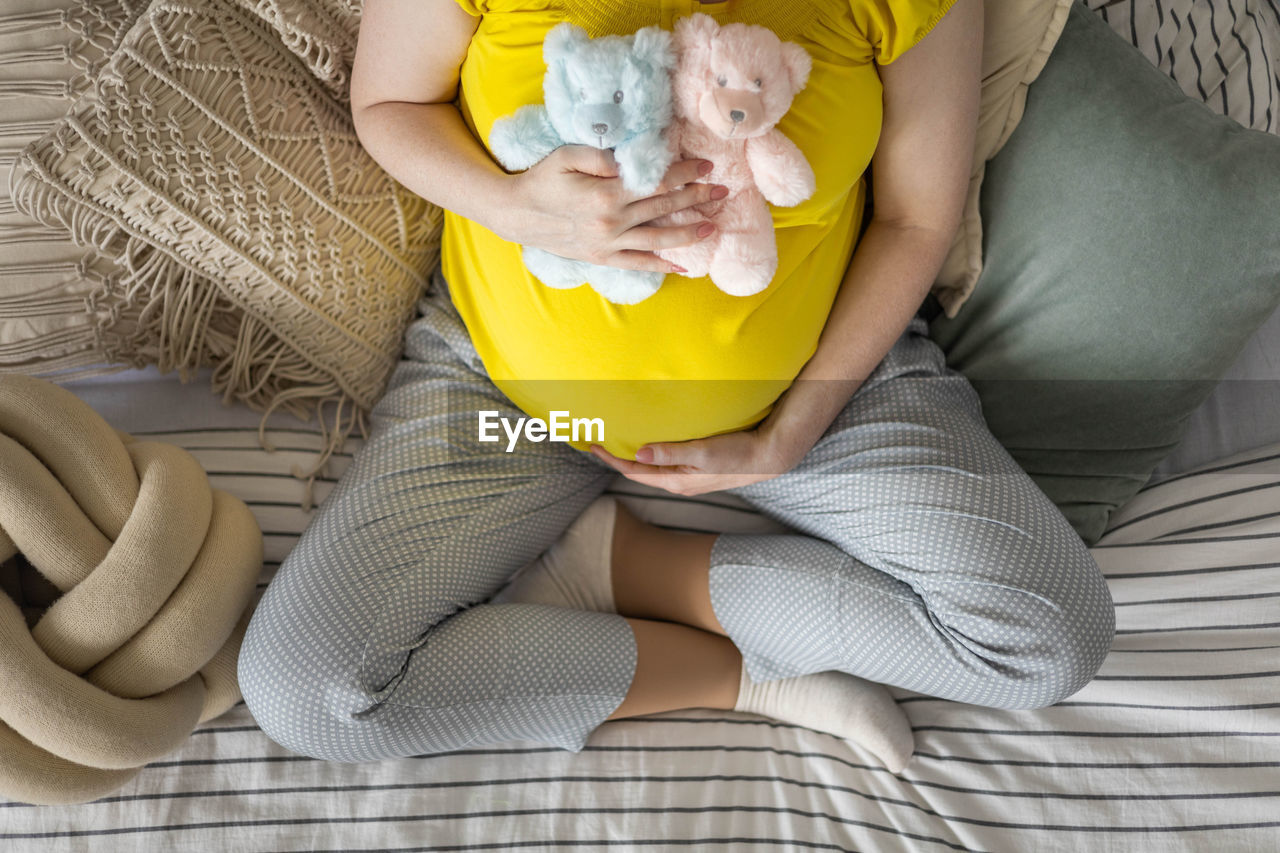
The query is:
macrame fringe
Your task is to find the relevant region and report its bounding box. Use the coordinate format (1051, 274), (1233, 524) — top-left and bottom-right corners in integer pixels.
(0, 358), (133, 384)
(0, 10), (66, 37)
(0, 46), (71, 67)
(237, 0), (359, 100)
(9, 173), (373, 513)
(0, 79), (73, 99)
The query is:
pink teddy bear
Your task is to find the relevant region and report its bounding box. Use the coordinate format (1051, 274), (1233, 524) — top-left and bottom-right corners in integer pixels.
(656, 13), (815, 297)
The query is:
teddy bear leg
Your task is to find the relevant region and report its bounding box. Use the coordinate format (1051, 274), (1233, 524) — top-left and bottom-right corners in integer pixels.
(706, 196), (778, 296)
(523, 247), (589, 290)
(666, 237), (716, 278)
(585, 264), (665, 305)
(709, 229), (777, 297)
(655, 207), (715, 277)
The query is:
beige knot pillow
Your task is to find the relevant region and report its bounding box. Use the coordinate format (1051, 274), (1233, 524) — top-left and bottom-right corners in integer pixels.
(0, 375), (263, 806)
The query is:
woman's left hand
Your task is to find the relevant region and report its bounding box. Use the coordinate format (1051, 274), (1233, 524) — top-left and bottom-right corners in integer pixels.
(589, 423), (809, 496)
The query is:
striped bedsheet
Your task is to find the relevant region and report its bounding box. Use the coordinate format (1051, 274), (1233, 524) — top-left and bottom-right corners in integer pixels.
(2, 367), (1278, 851)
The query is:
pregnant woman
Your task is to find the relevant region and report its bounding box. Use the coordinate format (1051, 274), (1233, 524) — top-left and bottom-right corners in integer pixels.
(238, 0), (1115, 773)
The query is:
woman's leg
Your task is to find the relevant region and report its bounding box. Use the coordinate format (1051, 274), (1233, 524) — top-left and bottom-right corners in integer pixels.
(237, 274), (737, 761)
(607, 619), (741, 720)
(612, 315), (1116, 710)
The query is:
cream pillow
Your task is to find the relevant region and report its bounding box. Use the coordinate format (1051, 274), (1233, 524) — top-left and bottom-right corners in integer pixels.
(10, 0), (441, 494)
(0, 0), (142, 379)
(932, 0), (1074, 318)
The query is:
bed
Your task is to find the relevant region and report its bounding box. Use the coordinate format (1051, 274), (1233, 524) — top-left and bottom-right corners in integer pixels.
(3, 1), (1280, 851)
(0, 349), (1276, 852)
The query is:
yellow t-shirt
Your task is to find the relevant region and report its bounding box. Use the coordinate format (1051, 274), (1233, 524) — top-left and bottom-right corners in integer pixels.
(443, 0), (957, 458)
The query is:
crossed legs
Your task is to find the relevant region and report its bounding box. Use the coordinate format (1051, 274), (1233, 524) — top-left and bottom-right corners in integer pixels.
(239, 279), (1113, 767)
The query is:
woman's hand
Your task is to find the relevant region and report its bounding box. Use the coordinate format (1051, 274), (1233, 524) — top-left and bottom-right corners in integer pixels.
(588, 414), (812, 496)
(495, 147), (727, 274)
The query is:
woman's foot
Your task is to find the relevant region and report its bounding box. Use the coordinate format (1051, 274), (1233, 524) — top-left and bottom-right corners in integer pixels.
(490, 496), (619, 612)
(734, 663), (915, 773)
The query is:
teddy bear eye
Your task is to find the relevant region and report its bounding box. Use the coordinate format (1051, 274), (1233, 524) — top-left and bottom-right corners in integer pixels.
(753, 78), (762, 88)
(717, 75), (727, 87)
(613, 90), (624, 104)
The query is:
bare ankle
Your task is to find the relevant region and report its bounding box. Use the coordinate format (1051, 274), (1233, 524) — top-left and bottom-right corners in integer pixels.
(607, 619), (741, 720)
(608, 503), (725, 636)
(609, 499), (640, 572)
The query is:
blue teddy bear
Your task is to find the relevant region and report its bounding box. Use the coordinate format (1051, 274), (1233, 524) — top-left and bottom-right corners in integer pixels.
(488, 23), (676, 305)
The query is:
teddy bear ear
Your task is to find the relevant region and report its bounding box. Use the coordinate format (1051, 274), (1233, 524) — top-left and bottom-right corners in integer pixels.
(673, 12), (717, 61)
(544, 22), (588, 66)
(632, 26), (676, 72)
(780, 41), (812, 93)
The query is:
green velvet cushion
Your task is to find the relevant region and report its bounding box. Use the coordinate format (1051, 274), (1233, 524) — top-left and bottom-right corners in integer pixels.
(929, 2), (1280, 545)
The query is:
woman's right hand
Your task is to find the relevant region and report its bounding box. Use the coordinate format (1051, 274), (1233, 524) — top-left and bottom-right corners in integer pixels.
(494, 146), (728, 274)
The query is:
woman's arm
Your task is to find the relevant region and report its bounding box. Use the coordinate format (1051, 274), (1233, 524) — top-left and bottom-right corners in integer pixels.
(350, 1), (493, 230)
(590, 0), (983, 491)
(350, 0), (722, 274)
(758, 0), (983, 458)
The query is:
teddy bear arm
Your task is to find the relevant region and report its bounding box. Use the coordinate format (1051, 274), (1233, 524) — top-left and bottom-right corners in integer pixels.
(488, 105), (564, 172)
(746, 129), (816, 208)
(614, 128), (673, 196)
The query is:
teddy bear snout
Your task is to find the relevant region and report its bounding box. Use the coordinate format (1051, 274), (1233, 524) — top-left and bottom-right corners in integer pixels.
(578, 103), (625, 147)
(701, 89), (767, 138)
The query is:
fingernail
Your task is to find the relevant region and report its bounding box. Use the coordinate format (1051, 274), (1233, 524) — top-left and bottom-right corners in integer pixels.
(697, 222), (715, 238)
(671, 264), (688, 274)
(698, 160), (714, 175)
(635, 446), (654, 463)
(710, 184), (729, 200)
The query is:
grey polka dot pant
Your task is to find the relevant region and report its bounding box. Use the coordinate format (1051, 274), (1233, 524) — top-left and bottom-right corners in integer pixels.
(238, 274), (1116, 761)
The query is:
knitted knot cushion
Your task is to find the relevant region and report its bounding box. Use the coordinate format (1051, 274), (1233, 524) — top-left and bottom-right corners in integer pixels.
(0, 375), (263, 806)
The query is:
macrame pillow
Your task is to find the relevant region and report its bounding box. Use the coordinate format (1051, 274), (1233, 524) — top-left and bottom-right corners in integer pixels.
(0, 374), (262, 806)
(0, 0), (142, 380)
(10, 0), (442, 494)
(231, 0), (362, 103)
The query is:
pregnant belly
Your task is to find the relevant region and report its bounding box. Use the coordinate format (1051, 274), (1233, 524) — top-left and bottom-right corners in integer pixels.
(477, 279), (805, 459)
(442, 213), (849, 460)
(493, 372), (794, 459)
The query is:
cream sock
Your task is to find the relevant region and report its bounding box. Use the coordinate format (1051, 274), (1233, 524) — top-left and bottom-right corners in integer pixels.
(733, 663), (915, 773)
(490, 496), (618, 612)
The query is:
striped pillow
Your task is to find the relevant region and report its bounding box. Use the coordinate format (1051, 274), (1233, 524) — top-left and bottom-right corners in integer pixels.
(1086, 0), (1280, 134)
